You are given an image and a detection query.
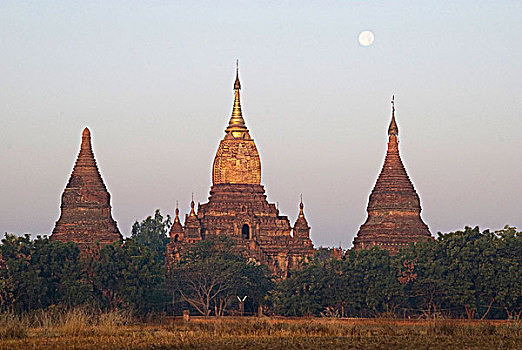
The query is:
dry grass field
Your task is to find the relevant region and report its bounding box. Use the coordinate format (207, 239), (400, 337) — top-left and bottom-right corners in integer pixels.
(1, 310), (521, 350)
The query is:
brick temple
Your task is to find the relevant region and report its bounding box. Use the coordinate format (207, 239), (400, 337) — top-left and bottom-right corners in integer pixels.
(352, 97), (431, 254)
(51, 127), (122, 249)
(166, 65), (315, 277)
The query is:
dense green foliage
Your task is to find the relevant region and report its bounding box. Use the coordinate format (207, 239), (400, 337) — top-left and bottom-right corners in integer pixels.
(130, 209), (171, 259)
(0, 235), (91, 312)
(1, 223), (520, 319)
(271, 248), (403, 317)
(0, 210), (171, 315)
(90, 239), (167, 313)
(272, 226), (521, 319)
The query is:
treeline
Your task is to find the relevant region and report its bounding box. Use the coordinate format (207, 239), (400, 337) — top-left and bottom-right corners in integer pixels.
(0, 211), (171, 315)
(0, 210), (271, 317)
(274, 227), (521, 319)
(1, 211), (520, 320)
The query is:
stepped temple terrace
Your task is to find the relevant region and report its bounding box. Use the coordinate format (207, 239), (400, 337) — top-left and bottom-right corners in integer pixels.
(51, 127), (122, 249)
(352, 97), (432, 254)
(165, 65), (315, 277)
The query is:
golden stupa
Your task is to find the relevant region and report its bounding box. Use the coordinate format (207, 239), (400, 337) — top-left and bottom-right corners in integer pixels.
(212, 61), (261, 185)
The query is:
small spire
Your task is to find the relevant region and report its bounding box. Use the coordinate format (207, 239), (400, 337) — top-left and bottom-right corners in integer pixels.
(234, 59), (241, 90)
(189, 195), (196, 217)
(299, 194), (304, 218)
(294, 194), (310, 231)
(225, 60), (248, 138)
(388, 95), (399, 137)
(174, 200), (180, 223)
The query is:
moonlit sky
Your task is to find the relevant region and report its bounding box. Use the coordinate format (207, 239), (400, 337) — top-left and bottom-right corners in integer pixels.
(1, 1), (521, 248)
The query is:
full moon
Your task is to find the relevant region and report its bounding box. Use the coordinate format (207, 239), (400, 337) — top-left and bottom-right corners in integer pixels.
(358, 31), (375, 46)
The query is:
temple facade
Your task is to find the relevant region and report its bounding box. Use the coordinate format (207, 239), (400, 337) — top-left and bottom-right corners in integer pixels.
(166, 66), (315, 277)
(51, 127), (122, 249)
(352, 97), (431, 254)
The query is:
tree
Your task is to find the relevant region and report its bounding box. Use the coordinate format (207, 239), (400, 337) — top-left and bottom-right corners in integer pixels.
(394, 239), (448, 318)
(493, 226), (522, 319)
(271, 258), (345, 317)
(131, 209), (171, 259)
(350, 248), (403, 316)
(92, 239), (167, 314)
(433, 227), (500, 319)
(168, 236), (273, 316)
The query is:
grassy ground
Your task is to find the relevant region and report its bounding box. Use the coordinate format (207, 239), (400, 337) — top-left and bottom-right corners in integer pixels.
(1, 312), (521, 350)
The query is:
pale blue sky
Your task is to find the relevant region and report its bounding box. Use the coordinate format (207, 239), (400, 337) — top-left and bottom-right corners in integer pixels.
(1, 1), (521, 248)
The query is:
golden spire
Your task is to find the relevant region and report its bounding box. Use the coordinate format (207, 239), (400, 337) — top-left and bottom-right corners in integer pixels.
(174, 200), (180, 223)
(388, 95), (399, 137)
(225, 60), (249, 139)
(234, 59), (241, 90)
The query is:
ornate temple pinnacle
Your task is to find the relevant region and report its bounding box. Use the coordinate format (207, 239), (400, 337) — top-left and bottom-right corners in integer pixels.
(212, 63), (261, 185)
(388, 95), (399, 137)
(189, 199), (196, 217)
(294, 194), (310, 232)
(225, 60), (249, 139)
(174, 200), (180, 223)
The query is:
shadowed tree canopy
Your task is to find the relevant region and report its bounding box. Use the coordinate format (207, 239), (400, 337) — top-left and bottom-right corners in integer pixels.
(168, 235), (273, 316)
(91, 239), (168, 313)
(0, 234), (91, 312)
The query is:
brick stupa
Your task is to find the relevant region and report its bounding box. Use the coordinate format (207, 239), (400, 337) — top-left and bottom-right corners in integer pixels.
(166, 64), (315, 277)
(51, 127), (122, 249)
(352, 97), (431, 254)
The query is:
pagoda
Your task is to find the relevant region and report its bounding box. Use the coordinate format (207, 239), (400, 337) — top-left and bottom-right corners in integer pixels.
(166, 63), (315, 277)
(51, 127), (122, 249)
(352, 97), (431, 254)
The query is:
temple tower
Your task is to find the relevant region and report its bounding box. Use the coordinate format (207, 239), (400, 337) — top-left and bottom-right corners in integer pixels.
(167, 63), (315, 277)
(352, 97), (431, 254)
(51, 127), (122, 249)
(199, 62), (289, 242)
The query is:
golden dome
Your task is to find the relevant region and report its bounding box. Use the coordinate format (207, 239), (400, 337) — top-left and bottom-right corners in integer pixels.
(212, 63), (261, 185)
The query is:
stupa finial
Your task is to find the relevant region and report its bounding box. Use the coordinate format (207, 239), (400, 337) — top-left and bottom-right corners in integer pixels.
(388, 95), (399, 137)
(234, 59), (241, 90)
(225, 60), (248, 138)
